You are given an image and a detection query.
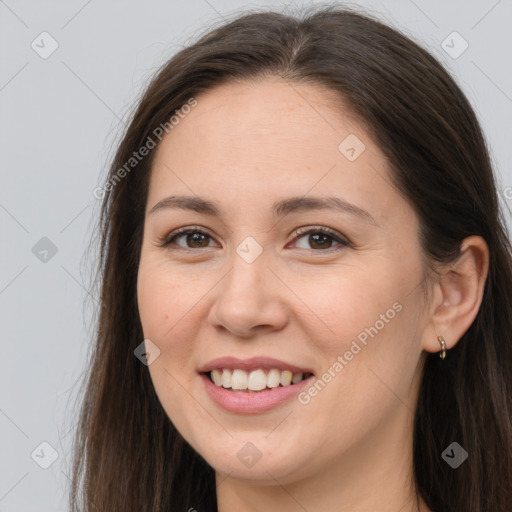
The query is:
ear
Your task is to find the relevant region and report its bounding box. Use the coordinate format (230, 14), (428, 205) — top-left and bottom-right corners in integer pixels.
(422, 235), (489, 354)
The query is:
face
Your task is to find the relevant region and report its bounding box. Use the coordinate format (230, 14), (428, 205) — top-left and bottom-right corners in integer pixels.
(137, 78), (430, 485)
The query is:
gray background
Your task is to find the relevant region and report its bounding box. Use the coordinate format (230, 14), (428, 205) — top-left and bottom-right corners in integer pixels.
(1, 0), (511, 509)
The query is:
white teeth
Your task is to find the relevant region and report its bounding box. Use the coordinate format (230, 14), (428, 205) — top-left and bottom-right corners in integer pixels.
(231, 369), (247, 390)
(248, 369), (267, 391)
(280, 370), (293, 386)
(211, 369), (222, 386)
(267, 368), (281, 388)
(209, 368), (309, 391)
(221, 369), (232, 388)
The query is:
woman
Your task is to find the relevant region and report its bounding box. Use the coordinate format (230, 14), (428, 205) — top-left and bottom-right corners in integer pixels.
(69, 5), (512, 511)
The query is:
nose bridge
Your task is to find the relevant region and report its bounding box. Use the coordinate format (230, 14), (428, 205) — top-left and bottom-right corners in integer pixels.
(222, 238), (270, 304)
(209, 237), (288, 335)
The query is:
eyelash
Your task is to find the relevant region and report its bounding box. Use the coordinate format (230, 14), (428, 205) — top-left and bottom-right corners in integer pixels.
(159, 225), (350, 252)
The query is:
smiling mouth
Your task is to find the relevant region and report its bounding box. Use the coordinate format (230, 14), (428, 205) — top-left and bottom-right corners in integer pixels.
(204, 368), (315, 393)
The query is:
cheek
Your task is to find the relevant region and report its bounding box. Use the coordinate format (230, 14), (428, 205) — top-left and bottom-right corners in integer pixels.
(136, 258), (204, 404)
(137, 257), (198, 341)
(292, 300), (420, 468)
(137, 260), (206, 438)
(290, 263), (404, 353)
(294, 261), (422, 412)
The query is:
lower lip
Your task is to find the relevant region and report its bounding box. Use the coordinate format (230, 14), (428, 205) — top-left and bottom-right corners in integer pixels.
(200, 373), (314, 414)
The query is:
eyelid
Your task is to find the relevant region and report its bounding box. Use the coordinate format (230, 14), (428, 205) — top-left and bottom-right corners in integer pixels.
(288, 225), (350, 250)
(159, 225), (217, 248)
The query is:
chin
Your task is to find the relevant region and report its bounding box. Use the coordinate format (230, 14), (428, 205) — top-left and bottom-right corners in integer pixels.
(190, 436), (319, 485)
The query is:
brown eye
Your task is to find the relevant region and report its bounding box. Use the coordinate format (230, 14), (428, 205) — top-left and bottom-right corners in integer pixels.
(182, 232), (211, 248)
(162, 228), (216, 249)
(292, 227), (349, 251)
(306, 232), (334, 249)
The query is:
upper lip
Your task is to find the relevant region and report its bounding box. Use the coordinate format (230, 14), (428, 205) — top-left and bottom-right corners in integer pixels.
(198, 356), (314, 375)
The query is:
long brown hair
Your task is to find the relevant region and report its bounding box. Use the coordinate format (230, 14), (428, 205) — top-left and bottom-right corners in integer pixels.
(69, 5), (512, 511)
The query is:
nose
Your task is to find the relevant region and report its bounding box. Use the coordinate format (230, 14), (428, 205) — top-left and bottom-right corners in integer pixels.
(207, 248), (289, 338)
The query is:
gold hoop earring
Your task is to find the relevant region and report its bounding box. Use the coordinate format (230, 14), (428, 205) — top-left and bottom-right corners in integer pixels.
(437, 336), (447, 359)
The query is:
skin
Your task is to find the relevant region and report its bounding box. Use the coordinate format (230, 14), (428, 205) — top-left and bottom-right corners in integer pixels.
(136, 78), (489, 512)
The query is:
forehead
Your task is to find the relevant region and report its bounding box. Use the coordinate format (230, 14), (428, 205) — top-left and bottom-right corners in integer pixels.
(147, 78), (402, 224)
(163, 78), (358, 148)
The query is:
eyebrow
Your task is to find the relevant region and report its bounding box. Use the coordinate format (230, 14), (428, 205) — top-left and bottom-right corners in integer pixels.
(148, 195), (377, 225)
